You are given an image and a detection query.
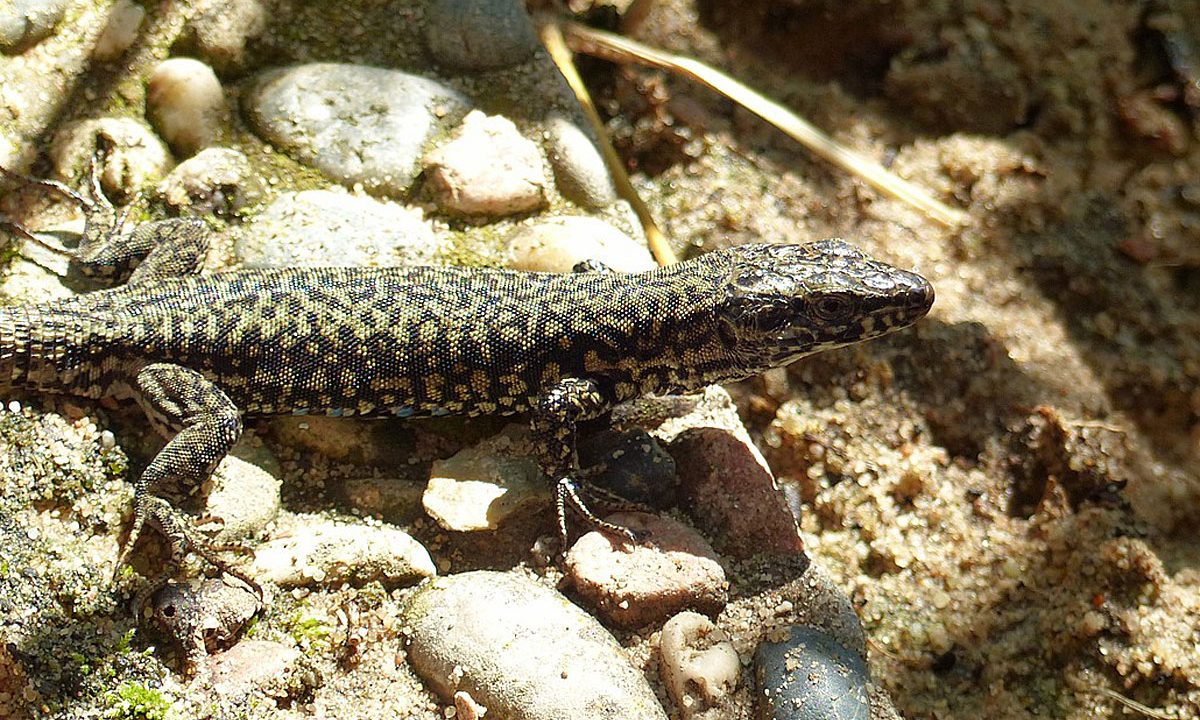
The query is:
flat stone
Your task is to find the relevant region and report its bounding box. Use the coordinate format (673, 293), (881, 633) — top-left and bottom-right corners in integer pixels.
(236, 190), (439, 268)
(564, 512), (727, 628)
(424, 0), (539, 71)
(423, 424), (546, 532)
(403, 570), (667, 720)
(250, 516), (435, 588)
(203, 640), (321, 702)
(424, 111), (547, 217)
(244, 63), (470, 196)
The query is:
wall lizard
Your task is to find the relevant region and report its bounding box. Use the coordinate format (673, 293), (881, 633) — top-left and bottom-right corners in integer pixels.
(0, 156), (934, 600)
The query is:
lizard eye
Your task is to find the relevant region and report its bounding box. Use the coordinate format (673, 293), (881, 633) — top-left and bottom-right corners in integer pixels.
(810, 293), (856, 323)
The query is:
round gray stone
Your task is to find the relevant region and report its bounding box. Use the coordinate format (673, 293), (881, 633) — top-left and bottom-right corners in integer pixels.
(236, 190), (440, 268)
(424, 0), (539, 71)
(404, 571), (668, 720)
(755, 626), (870, 720)
(0, 0), (66, 53)
(243, 63), (470, 196)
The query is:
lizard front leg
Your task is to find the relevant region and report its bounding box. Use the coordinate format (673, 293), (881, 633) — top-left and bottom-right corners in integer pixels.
(122, 363), (256, 611)
(530, 377), (638, 545)
(1, 141), (210, 285)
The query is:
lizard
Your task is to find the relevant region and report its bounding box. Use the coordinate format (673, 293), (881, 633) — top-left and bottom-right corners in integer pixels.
(0, 151), (934, 602)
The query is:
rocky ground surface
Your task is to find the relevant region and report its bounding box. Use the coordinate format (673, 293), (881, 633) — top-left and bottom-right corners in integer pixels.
(1, 1), (1199, 719)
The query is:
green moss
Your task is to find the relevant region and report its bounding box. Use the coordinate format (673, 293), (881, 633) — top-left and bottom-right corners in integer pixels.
(282, 609), (333, 652)
(104, 681), (173, 720)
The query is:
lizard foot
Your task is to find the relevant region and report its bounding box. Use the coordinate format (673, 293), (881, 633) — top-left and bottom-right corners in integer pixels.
(554, 477), (643, 548)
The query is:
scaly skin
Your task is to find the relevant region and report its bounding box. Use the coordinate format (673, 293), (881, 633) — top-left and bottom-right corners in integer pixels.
(0, 159), (934, 604)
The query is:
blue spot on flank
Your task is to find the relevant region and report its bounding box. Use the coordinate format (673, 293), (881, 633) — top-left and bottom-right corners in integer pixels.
(292, 408), (309, 416)
(328, 408), (344, 417)
(430, 407), (450, 416)
(392, 406), (415, 418)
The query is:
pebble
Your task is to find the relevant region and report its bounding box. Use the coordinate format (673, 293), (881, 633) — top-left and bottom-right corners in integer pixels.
(156, 147), (259, 215)
(244, 63), (470, 196)
(423, 424), (546, 532)
(545, 114), (617, 208)
(0, 0), (66, 53)
(424, 0), (540, 71)
(235, 190), (439, 268)
(203, 639), (322, 702)
(150, 577), (262, 673)
(403, 570), (667, 719)
(91, 0), (144, 62)
(658, 611), (741, 720)
(754, 625), (870, 720)
(658, 387), (804, 557)
(146, 58), (228, 157)
(49, 117), (171, 198)
(185, 0), (266, 75)
(423, 111), (547, 216)
(506, 215), (655, 273)
(201, 440), (282, 545)
(577, 428), (677, 508)
(250, 516), (435, 588)
(564, 512), (727, 628)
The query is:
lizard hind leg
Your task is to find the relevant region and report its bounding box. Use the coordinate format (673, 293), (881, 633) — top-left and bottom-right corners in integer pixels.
(118, 363), (257, 613)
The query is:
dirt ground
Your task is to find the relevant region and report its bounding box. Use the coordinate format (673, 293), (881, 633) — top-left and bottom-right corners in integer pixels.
(616, 0), (1200, 717)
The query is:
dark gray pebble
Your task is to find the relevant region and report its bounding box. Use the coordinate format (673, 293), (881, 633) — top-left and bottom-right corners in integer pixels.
(755, 626), (870, 720)
(578, 427), (677, 508)
(424, 0), (539, 71)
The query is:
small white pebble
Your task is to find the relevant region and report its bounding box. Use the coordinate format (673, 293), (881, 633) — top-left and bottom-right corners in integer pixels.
(6, 400), (19, 413)
(100, 430), (116, 450)
(92, 0), (145, 61)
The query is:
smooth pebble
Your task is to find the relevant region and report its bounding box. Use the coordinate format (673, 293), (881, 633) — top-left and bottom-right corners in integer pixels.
(545, 114), (616, 208)
(403, 570), (667, 720)
(146, 58), (228, 156)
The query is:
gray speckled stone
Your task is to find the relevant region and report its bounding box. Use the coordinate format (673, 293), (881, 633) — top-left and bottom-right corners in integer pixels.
(755, 626), (870, 720)
(424, 0), (539, 71)
(244, 63), (470, 196)
(235, 190), (440, 268)
(0, 0), (66, 53)
(404, 571), (668, 720)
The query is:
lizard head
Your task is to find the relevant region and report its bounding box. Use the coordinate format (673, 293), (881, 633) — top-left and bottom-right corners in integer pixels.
(717, 239), (934, 370)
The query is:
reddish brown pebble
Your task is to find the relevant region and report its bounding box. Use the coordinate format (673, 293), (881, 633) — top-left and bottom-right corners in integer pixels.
(564, 512), (727, 628)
